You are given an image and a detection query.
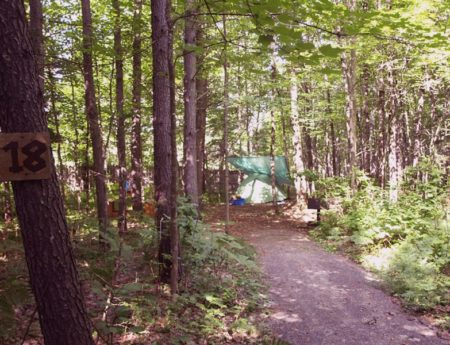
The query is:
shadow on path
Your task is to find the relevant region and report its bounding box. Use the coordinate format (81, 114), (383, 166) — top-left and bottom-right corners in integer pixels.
(209, 205), (449, 345)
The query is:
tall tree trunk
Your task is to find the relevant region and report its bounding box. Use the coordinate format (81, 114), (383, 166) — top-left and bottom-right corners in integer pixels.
(81, 0), (108, 239)
(131, 0), (143, 211)
(270, 62), (278, 214)
(183, 0), (199, 207)
(152, 0), (174, 284)
(290, 71), (307, 208)
(71, 79), (83, 212)
(330, 118), (338, 177)
(341, 48), (358, 193)
(278, 90), (291, 198)
(105, 59), (115, 156)
(167, 0), (180, 294)
(324, 125), (332, 177)
(387, 63), (402, 202)
(83, 122), (91, 211)
(361, 65), (371, 173)
(29, 0), (44, 92)
(222, 14), (230, 231)
(245, 80), (252, 155)
(411, 87), (424, 167)
(113, 0), (127, 233)
(196, 75), (207, 198)
(375, 79), (387, 187)
(427, 80), (440, 159)
(48, 70), (66, 200)
(195, 17), (207, 200)
(388, 117), (400, 202)
(0, 2), (94, 343)
(325, 87), (337, 177)
(303, 127), (314, 171)
(341, 0), (358, 190)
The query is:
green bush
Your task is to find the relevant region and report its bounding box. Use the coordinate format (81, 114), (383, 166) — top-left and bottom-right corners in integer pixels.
(314, 159), (449, 310)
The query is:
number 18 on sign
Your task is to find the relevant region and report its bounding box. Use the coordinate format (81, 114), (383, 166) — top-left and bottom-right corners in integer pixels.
(0, 133), (52, 181)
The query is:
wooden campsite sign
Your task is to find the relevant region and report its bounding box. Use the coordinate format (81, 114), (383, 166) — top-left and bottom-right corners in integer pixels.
(0, 132), (52, 181)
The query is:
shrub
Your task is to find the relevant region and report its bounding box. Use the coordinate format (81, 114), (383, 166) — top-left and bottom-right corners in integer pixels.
(314, 160), (449, 310)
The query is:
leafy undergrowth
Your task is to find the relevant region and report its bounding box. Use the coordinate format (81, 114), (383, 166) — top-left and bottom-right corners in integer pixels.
(309, 160), (450, 330)
(0, 199), (281, 344)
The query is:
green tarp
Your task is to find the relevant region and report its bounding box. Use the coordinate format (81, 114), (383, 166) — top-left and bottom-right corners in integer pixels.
(227, 156), (292, 204)
(227, 156), (292, 186)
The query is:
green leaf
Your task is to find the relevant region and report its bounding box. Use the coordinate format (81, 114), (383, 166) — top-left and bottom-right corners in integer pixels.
(258, 34), (274, 47)
(319, 44), (342, 57)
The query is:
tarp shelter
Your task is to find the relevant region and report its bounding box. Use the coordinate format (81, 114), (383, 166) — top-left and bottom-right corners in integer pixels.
(227, 156), (292, 204)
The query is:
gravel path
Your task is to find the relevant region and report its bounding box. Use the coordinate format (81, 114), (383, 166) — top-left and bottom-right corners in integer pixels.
(213, 205), (449, 345)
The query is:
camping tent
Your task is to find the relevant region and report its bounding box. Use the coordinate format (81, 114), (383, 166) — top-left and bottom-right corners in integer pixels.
(227, 156), (292, 204)
(236, 174), (286, 203)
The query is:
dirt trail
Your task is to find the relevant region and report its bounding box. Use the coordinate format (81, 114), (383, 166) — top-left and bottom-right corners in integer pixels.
(207, 205), (449, 345)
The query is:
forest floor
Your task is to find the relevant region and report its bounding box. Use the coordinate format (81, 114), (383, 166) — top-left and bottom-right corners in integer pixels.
(206, 204), (450, 345)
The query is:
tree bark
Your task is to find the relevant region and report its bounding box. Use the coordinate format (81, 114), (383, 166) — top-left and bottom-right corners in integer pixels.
(278, 89), (291, 197)
(387, 63), (402, 202)
(81, 0), (108, 239)
(0, 2), (94, 343)
(29, 0), (44, 92)
(83, 122), (91, 211)
(330, 118), (338, 177)
(113, 0), (127, 233)
(196, 76), (207, 198)
(131, 0), (143, 211)
(325, 87), (338, 177)
(290, 71), (307, 207)
(152, 0), (174, 284)
(245, 80), (251, 155)
(375, 78), (387, 187)
(270, 62), (278, 214)
(183, 0), (199, 208)
(195, 16), (207, 200)
(341, 48), (358, 193)
(361, 65), (371, 173)
(167, 0), (180, 295)
(411, 87), (424, 167)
